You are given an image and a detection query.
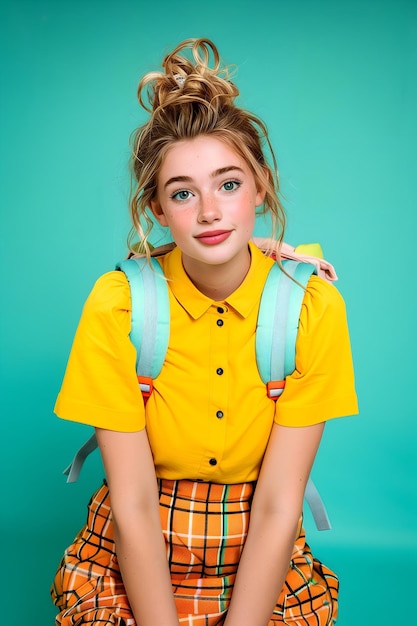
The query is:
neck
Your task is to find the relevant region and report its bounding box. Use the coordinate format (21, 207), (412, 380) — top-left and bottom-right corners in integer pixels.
(182, 248), (251, 300)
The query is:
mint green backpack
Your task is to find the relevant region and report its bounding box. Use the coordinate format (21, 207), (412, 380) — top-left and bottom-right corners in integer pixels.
(64, 247), (334, 530)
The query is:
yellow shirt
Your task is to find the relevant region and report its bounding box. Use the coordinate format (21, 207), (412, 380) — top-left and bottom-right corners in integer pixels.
(55, 243), (358, 483)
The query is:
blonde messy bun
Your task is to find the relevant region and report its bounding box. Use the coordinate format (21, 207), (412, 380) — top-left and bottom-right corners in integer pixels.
(138, 38), (238, 114)
(128, 38), (285, 257)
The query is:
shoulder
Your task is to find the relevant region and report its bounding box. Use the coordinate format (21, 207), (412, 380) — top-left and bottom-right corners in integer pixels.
(297, 274), (351, 343)
(71, 270), (134, 360)
(83, 270), (131, 317)
(301, 274), (347, 328)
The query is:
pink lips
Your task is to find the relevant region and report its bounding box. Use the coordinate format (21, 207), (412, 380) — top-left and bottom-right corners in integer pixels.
(195, 230), (232, 245)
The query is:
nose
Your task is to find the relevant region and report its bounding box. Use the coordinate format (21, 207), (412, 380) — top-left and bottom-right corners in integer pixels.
(197, 193), (222, 223)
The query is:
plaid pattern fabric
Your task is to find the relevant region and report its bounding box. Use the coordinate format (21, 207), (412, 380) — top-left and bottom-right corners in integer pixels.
(51, 480), (338, 625)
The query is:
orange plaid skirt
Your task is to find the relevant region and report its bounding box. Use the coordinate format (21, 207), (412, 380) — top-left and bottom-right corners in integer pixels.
(51, 479), (338, 625)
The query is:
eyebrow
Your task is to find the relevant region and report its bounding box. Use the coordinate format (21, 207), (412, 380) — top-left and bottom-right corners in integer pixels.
(163, 166), (244, 190)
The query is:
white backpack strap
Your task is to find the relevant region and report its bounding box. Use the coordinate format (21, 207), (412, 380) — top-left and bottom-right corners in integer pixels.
(305, 478), (332, 531)
(63, 257), (170, 483)
(63, 434), (99, 483)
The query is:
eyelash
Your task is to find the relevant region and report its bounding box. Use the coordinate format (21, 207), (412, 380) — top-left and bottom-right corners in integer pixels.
(170, 180), (242, 201)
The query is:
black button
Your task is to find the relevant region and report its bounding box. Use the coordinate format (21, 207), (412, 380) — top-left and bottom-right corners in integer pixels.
(217, 319), (224, 327)
(216, 368), (223, 375)
(217, 307), (224, 314)
(209, 458), (217, 466)
(216, 410), (224, 419)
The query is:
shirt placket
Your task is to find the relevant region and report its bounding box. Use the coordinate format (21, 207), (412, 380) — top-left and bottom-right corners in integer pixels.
(201, 303), (229, 477)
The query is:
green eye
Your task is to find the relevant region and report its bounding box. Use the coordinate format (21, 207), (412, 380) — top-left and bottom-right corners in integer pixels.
(222, 181), (240, 192)
(172, 190), (191, 201)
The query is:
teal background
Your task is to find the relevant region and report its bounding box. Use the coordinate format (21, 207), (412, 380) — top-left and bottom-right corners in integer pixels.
(1, 0), (416, 624)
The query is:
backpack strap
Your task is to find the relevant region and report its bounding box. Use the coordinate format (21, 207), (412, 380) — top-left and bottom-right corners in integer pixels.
(62, 433), (99, 484)
(256, 260), (332, 531)
(256, 260), (316, 396)
(63, 257), (169, 483)
(117, 257), (170, 399)
(304, 478), (332, 531)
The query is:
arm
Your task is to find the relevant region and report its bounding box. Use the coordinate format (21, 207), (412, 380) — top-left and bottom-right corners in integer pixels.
(96, 427), (179, 626)
(224, 421), (325, 626)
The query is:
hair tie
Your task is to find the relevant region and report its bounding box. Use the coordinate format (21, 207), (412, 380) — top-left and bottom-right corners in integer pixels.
(174, 74), (185, 87)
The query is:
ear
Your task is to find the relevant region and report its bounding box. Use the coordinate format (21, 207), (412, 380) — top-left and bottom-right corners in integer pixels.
(255, 168), (268, 207)
(149, 198), (169, 227)
(255, 185), (267, 208)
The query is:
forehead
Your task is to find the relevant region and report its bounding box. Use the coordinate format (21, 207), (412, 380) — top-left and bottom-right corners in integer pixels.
(159, 136), (248, 178)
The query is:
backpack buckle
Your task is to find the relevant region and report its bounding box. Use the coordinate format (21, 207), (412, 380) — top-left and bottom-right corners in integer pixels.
(138, 376), (154, 401)
(267, 380), (285, 400)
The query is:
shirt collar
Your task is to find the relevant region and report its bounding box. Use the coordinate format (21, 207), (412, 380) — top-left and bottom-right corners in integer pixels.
(163, 242), (274, 319)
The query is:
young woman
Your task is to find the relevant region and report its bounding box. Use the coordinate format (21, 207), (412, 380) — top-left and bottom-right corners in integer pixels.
(51, 38), (358, 626)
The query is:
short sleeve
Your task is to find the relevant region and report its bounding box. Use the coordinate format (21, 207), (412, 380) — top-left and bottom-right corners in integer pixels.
(275, 275), (358, 427)
(54, 271), (146, 432)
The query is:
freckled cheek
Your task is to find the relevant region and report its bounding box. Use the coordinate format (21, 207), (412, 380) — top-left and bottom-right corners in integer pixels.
(240, 198), (257, 222)
(164, 211), (194, 235)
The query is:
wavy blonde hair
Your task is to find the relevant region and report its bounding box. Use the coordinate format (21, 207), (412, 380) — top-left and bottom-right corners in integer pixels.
(128, 38), (285, 255)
